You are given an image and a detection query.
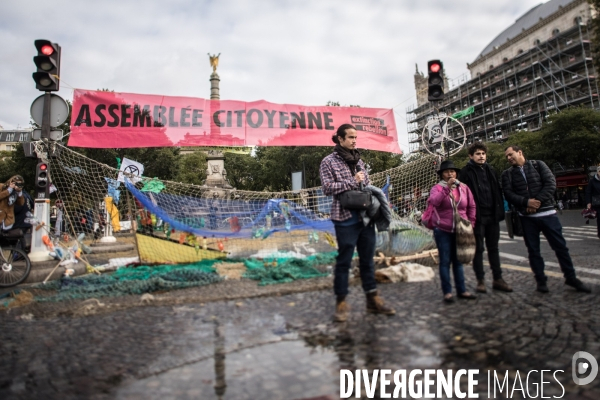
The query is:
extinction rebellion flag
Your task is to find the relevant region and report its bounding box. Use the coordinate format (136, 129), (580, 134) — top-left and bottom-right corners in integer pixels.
(69, 90), (401, 153)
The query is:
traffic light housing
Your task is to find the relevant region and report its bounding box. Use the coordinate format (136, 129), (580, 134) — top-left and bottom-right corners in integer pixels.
(35, 162), (49, 196)
(427, 60), (444, 102)
(33, 40), (61, 91)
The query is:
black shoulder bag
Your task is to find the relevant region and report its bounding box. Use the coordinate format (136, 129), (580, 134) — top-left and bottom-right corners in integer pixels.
(338, 165), (372, 210)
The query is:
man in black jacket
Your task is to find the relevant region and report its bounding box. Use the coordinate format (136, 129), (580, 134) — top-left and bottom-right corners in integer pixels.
(502, 145), (590, 293)
(459, 143), (512, 293)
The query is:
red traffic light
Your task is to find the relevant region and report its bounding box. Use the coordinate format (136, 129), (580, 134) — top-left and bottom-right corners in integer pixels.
(39, 164), (48, 171)
(429, 63), (441, 73)
(41, 45), (54, 56)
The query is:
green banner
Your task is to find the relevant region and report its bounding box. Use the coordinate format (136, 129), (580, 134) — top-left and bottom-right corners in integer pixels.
(451, 106), (474, 120)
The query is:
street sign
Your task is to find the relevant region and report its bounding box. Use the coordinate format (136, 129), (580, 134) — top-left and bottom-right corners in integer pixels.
(32, 129), (63, 141)
(30, 93), (68, 127)
(425, 113), (448, 144)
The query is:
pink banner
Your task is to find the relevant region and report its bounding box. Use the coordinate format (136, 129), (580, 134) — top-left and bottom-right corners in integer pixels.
(69, 89), (401, 153)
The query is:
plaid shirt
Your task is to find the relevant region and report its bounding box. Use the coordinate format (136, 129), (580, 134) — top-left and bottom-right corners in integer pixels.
(319, 152), (370, 221)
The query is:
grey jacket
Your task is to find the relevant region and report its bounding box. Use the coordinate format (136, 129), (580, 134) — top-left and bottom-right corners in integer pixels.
(360, 185), (392, 231)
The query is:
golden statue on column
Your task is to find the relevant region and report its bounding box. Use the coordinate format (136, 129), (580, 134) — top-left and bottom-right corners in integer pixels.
(208, 53), (221, 73)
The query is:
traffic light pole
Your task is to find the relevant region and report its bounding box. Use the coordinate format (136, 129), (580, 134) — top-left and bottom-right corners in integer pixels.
(30, 40), (61, 262)
(41, 92), (51, 140)
(29, 92), (54, 262)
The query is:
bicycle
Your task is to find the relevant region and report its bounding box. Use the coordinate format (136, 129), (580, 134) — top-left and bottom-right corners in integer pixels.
(0, 229), (32, 288)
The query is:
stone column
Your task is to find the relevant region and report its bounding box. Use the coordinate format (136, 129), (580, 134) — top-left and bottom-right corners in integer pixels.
(210, 72), (220, 100)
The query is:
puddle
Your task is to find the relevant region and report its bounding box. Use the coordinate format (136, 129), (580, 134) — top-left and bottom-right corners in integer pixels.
(115, 339), (340, 400)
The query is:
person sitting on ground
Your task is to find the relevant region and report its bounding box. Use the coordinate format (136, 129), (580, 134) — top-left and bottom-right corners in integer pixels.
(0, 175), (26, 231)
(428, 160), (477, 303)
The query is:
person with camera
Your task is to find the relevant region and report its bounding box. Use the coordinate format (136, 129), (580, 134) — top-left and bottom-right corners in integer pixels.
(429, 160), (477, 303)
(585, 166), (600, 239)
(0, 175), (26, 231)
(320, 123), (395, 322)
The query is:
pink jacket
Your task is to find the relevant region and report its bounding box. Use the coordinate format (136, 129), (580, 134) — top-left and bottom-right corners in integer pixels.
(428, 182), (476, 233)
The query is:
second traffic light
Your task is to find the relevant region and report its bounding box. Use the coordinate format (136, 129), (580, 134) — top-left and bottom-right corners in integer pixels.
(35, 162), (49, 196)
(33, 39), (61, 92)
(427, 60), (444, 102)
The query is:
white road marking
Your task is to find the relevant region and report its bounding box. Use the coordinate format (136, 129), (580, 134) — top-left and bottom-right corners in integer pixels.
(501, 264), (600, 285)
(499, 252), (600, 276)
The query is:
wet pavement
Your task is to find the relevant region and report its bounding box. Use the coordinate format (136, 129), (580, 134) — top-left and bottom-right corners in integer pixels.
(2, 265), (600, 400)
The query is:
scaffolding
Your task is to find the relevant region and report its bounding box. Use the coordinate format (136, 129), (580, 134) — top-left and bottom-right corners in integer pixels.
(407, 21), (600, 154)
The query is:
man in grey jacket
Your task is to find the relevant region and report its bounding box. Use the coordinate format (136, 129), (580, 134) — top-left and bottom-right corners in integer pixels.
(501, 145), (590, 293)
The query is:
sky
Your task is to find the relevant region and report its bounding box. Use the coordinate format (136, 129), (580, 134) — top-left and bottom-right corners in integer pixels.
(1, 0), (547, 152)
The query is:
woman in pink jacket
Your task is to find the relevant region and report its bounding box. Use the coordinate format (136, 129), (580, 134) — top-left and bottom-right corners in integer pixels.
(428, 160), (477, 303)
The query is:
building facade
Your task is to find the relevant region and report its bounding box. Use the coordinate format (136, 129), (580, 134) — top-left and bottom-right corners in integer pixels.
(407, 0), (598, 155)
(0, 129), (33, 151)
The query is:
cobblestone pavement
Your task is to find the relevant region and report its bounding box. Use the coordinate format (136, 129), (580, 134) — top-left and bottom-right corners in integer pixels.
(2, 262), (600, 400)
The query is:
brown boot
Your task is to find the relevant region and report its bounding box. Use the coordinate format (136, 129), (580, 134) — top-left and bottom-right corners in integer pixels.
(334, 296), (350, 322)
(366, 290), (396, 315)
(476, 280), (487, 293)
(493, 278), (513, 292)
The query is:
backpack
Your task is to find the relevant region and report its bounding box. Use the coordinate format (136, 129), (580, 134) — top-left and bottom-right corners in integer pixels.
(420, 199), (440, 229)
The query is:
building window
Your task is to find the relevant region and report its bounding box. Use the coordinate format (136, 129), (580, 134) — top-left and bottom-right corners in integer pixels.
(518, 49), (524, 54)
(534, 39), (541, 46)
(574, 16), (583, 26)
(18, 133), (27, 141)
(6, 133), (14, 142)
(552, 28), (560, 36)
(503, 57), (508, 63)
(489, 65), (494, 70)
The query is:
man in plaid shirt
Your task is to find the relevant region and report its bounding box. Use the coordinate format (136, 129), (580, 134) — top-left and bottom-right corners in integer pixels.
(320, 123), (395, 322)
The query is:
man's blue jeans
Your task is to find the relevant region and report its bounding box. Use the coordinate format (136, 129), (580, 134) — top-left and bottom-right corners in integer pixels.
(433, 228), (467, 295)
(333, 222), (377, 297)
(520, 214), (577, 283)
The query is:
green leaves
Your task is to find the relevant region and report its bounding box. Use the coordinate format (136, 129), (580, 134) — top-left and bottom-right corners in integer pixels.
(451, 107), (600, 175)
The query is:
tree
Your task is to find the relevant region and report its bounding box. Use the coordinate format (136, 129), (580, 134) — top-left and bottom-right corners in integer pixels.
(590, 0), (600, 75)
(224, 152), (260, 190)
(174, 151), (207, 185)
(249, 146), (332, 191)
(536, 107), (600, 170)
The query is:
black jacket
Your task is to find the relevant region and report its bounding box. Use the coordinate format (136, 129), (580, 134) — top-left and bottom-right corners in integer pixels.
(501, 160), (556, 214)
(585, 175), (600, 208)
(459, 161), (505, 223)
